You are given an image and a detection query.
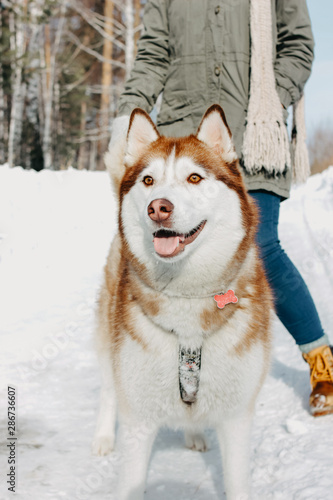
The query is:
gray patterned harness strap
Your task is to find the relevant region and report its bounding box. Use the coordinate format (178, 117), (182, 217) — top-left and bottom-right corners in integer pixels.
(178, 346), (202, 405)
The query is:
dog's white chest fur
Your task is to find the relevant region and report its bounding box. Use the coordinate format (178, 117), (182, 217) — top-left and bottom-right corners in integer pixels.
(118, 303), (267, 425)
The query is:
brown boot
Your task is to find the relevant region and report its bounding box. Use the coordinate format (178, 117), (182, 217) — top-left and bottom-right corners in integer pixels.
(303, 345), (333, 417)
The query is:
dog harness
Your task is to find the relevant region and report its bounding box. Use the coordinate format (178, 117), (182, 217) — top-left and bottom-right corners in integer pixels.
(179, 346), (202, 405)
(178, 290), (238, 404)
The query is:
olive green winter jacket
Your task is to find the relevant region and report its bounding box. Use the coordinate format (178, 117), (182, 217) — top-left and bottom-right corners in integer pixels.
(118, 0), (314, 198)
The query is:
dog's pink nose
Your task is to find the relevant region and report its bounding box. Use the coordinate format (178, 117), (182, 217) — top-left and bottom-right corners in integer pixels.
(148, 198), (174, 222)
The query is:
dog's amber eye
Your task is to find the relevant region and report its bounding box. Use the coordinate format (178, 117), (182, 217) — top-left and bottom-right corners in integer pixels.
(188, 174), (203, 184)
(143, 175), (154, 186)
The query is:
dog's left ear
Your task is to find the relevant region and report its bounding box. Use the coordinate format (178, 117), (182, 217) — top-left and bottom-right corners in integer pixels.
(196, 105), (237, 163)
(125, 108), (160, 167)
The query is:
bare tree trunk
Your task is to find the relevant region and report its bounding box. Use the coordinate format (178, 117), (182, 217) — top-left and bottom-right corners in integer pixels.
(134, 0), (142, 54)
(89, 139), (97, 171)
(54, 81), (61, 136)
(0, 10), (5, 163)
(38, 26), (47, 138)
(125, 0), (135, 79)
(98, 0), (114, 169)
(44, 23), (51, 96)
(8, 3), (28, 167)
(42, 23), (52, 168)
(43, 3), (66, 169)
(53, 81), (61, 168)
(78, 101), (87, 170)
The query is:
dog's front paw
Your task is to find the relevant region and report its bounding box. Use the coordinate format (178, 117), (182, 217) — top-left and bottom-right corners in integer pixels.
(92, 435), (115, 456)
(185, 431), (208, 452)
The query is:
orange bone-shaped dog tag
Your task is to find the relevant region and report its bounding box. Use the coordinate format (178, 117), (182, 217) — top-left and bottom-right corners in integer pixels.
(214, 290), (238, 309)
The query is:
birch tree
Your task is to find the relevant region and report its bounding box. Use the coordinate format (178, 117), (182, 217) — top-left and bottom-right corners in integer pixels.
(0, 9), (6, 164)
(124, 0), (134, 79)
(98, 0), (114, 168)
(7, 1), (28, 167)
(134, 0), (142, 53)
(42, 2), (67, 169)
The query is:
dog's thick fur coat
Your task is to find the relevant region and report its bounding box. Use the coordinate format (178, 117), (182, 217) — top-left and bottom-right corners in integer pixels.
(93, 105), (272, 500)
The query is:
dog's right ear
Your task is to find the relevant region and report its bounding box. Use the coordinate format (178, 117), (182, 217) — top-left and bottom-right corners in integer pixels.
(125, 108), (160, 167)
(104, 115), (130, 196)
(104, 110), (158, 199)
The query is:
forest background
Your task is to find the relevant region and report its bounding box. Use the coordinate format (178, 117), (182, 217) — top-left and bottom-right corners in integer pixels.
(0, 0), (332, 173)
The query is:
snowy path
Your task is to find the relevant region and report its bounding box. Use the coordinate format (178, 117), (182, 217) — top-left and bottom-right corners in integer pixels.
(0, 165), (332, 500)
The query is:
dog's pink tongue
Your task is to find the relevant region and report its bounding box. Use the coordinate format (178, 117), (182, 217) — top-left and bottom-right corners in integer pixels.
(154, 236), (181, 256)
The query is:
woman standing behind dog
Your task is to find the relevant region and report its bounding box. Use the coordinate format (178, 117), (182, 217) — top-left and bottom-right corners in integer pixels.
(109, 0), (333, 416)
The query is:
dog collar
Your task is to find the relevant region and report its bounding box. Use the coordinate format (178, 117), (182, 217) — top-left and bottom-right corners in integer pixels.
(169, 289), (238, 305)
(158, 288), (238, 302)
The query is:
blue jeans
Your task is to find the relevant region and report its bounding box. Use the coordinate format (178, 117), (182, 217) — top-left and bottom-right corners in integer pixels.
(249, 190), (325, 346)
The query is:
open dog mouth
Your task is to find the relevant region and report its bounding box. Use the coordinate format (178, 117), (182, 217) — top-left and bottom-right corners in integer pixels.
(153, 220), (206, 258)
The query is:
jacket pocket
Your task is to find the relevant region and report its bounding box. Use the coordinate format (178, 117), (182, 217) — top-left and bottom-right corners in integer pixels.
(157, 90), (192, 125)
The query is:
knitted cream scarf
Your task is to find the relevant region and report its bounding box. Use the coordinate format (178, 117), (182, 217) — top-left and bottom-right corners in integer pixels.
(242, 0), (310, 183)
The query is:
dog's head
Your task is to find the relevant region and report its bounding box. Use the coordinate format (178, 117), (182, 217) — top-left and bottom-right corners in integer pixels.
(112, 105), (257, 287)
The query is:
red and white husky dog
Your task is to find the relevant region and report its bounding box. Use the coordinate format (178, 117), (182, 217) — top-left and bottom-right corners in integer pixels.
(92, 105), (272, 500)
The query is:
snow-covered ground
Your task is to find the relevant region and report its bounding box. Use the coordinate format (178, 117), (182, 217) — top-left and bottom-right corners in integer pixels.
(0, 164), (332, 500)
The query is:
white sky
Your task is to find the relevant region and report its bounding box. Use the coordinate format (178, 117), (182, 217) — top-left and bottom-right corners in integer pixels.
(305, 0), (333, 132)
